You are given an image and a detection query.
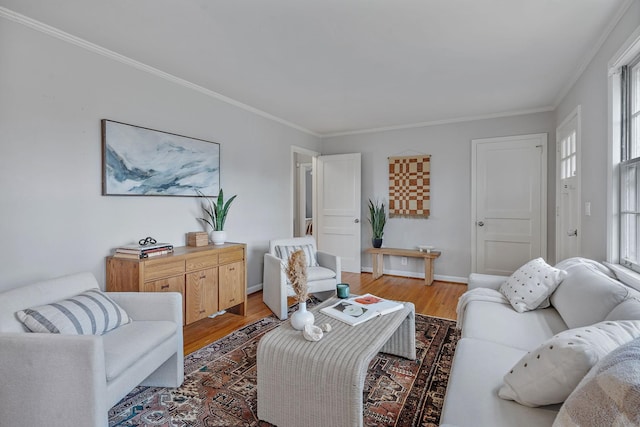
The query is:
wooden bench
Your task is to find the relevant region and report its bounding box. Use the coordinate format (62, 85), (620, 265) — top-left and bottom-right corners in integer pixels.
(366, 247), (441, 285)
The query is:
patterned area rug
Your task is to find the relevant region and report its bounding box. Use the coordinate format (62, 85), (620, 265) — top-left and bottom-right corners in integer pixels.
(109, 306), (460, 427)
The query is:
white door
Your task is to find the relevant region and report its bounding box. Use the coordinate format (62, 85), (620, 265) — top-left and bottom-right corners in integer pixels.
(314, 153), (361, 273)
(472, 134), (547, 275)
(556, 107), (581, 263)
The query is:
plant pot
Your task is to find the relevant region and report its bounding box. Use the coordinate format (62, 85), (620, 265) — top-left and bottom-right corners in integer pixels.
(290, 301), (315, 330)
(210, 230), (227, 245)
(372, 238), (383, 248)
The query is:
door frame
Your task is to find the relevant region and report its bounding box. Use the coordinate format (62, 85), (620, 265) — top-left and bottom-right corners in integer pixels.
(291, 146), (319, 238)
(470, 133), (548, 273)
(555, 105), (582, 263)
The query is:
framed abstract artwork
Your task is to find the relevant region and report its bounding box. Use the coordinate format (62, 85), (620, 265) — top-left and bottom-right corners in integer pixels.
(102, 120), (220, 196)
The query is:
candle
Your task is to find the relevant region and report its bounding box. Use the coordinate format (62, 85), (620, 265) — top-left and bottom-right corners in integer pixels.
(336, 283), (350, 299)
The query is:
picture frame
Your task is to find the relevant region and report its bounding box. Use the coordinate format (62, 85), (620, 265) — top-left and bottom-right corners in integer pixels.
(102, 120), (220, 197)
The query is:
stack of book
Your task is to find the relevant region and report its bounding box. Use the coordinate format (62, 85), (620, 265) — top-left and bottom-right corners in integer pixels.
(113, 242), (174, 259)
(320, 294), (404, 326)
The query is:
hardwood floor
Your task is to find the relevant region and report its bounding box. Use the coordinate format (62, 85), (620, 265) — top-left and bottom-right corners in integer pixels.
(183, 272), (467, 355)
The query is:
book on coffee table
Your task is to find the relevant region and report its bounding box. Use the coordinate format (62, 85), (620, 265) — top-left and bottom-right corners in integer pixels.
(320, 294), (404, 326)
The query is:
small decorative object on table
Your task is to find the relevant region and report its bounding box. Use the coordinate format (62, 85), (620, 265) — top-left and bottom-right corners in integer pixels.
(196, 188), (237, 245)
(286, 250), (315, 330)
(336, 283), (350, 298)
(187, 232), (209, 247)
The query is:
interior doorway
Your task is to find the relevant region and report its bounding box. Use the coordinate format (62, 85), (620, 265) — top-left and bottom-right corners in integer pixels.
(292, 147), (318, 238)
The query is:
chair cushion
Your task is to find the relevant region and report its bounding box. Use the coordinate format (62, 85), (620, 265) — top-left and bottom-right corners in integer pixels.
(103, 320), (177, 381)
(275, 244), (318, 267)
(16, 289), (130, 335)
(498, 320), (640, 407)
(307, 266), (336, 281)
(499, 258), (566, 313)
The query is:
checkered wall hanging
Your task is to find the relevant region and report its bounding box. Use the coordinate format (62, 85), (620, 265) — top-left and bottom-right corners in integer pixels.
(388, 154), (431, 218)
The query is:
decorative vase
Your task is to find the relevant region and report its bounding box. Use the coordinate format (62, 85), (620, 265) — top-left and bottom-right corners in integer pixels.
(372, 238), (383, 248)
(210, 230), (227, 245)
(290, 301), (315, 330)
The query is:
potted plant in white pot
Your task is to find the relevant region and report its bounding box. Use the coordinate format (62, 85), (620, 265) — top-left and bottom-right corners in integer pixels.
(197, 188), (237, 245)
(368, 198), (386, 248)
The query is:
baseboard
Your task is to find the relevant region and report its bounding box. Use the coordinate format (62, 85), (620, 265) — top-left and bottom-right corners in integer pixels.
(359, 267), (467, 284)
(247, 283), (263, 294)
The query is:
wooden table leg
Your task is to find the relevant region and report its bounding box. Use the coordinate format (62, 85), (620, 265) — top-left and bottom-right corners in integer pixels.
(372, 253), (384, 280)
(424, 257), (434, 286)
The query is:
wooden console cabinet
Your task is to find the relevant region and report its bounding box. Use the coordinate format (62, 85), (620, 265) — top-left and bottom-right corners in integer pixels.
(106, 243), (247, 325)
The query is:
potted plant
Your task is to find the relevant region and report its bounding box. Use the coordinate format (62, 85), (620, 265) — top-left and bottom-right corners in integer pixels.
(196, 188), (237, 245)
(368, 198), (386, 248)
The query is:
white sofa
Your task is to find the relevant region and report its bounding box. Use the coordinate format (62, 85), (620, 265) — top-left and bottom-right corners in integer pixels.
(0, 272), (184, 427)
(440, 258), (640, 427)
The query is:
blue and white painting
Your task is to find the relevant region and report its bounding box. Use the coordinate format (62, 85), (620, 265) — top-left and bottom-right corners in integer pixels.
(102, 120), (220, 196)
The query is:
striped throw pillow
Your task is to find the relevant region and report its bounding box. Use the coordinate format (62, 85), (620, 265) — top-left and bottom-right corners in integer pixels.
(16, 289), (131, 335)
(275, 244), (318, 267)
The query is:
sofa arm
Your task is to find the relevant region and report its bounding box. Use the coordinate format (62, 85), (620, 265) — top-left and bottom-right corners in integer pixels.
(263, 253), (288, 319)
(317, 251), (342, 283)
(0, 333), (107, 427)
(467, 273), (508, 290)
(109, 292), (182, 324)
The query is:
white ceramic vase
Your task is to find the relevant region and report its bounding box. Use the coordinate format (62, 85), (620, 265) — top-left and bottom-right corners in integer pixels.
(210, 230), (226, 245)
(290, 301), (315, 330)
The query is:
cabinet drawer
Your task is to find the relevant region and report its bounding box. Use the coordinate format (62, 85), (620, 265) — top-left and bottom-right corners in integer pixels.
(186, 253), (218, 271)
(144, 258), (185, 281)
(219, 249), (244, 264)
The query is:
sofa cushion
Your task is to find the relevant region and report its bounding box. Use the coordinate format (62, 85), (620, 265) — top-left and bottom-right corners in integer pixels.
(440, 338), (560, 427)
(550, 262), (629, 329)
(606, 297), (640, 321)
(16, 289), (130, 335)
(499, 258), (566, 313)
(307, 266), (336, 281)
(462, 300), (567, 351)
(553, 336), (640, 426)
(103, 320), (177, 381)
(275, 244), (318, 267)
(498, 320), (640, 407)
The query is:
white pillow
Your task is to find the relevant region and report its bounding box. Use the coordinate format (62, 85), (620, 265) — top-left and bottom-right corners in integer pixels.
(16, 289), (131, 335)
(553, 337), (640, 426)
(275, 244), (319, 267)
(551, 262), (629, 328)
(606, 297), (640, 321)
(498, 320), (640, 407)
(499, 258), (566, 313)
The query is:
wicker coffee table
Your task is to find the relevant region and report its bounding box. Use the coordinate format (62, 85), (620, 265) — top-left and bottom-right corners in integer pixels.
(257, 298), (416, 427)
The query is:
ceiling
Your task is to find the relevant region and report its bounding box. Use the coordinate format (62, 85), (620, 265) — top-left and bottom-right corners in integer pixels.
(0, 0), (631, 136)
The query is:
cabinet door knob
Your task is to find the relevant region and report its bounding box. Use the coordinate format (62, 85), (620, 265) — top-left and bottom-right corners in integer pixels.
(161, 285), (169, 289)
(229, 267), (235, 271)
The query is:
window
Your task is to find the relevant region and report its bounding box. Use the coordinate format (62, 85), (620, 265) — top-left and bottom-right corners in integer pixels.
(620, 56), (640, 272)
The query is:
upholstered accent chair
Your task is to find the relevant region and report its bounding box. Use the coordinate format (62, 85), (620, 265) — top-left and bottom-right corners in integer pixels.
(0, 272), (184, 427)
(263, 236), (341, 320)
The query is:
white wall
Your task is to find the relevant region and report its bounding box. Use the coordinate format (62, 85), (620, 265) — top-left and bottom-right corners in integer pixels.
(555, 1), (640, 262)
(0, 18), (320, 291)
(321, 112), (556, 281)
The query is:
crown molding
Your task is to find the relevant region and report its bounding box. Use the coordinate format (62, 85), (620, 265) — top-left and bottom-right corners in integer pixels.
(552, 0), (634, 108)
(0, 7), (320, 138)
(320, 106), (555, 138)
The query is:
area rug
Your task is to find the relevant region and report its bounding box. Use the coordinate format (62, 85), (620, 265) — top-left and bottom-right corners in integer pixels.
(109, 308), (460, 427)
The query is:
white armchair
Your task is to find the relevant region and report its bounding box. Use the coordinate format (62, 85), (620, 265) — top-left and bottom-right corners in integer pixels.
(0, 272), (184, 427)
(263, 236), (341, 320)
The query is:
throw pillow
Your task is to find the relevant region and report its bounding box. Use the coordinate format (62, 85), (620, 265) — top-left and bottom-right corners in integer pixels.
(16, 289), (131, 335)
(498, 320), (640, 407)
(553, 337), (640, 426)
(275, 244), (319, 267)
(550, 261), (629, 329)
(499, 258), (567, 313)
